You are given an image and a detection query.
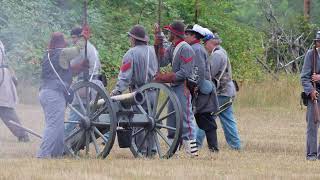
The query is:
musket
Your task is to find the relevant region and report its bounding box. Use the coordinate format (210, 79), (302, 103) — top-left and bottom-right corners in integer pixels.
(312, 40), (320, 124)
(83, 0), (89, 81)
(0, 46), (5, 86)
(156, 0), (162, 72)
(8, 120), (42, 139)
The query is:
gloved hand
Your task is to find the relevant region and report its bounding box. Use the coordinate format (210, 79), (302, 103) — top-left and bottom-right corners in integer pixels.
(110, 89), (122, 96)
(154, 72), (176, 83)
(82, 24), (90, 40)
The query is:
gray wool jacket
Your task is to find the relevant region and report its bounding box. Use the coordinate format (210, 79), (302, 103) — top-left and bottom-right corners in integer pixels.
(301, 49), (320, 95)
(208, 46), (236, 97)
(159, 40), (195, 86)
(114, 45), (158, 93)
(190, 42), (219, 114)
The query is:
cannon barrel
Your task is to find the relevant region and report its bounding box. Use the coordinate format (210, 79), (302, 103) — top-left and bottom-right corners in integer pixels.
(111, 91), (145, 107)
(95, 91), (145, 108)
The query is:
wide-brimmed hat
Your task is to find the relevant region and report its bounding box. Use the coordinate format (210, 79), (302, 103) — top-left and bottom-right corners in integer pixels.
(314, 31), (320, 41)
(127, 25), (149, 42)
(164, 21), (185, 38)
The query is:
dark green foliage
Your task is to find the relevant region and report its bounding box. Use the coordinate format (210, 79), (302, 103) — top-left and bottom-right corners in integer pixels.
(1, 0), (318, 83)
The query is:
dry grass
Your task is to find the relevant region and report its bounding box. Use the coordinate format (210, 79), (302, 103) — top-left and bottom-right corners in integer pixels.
(1, 76), (320, 179)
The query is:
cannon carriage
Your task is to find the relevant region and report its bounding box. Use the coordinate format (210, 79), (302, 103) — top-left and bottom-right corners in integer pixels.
(63, 81), (183, 159)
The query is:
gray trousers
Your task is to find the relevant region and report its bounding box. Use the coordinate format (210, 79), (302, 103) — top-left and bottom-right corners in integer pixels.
(167, 84), (196, 140)
(306, 99), (320, 158)
(0, 106), (27, 138)
(37, 89), (66, 158)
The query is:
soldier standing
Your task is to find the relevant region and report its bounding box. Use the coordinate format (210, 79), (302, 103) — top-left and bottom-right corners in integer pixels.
(37, 30), (88, 158)
(0, 40), (29, 142)
(197, 30), (241, 150)
(154, 21), (198, 156)
(65, 27), (104, 136)
(301, 31), (320, 161)
(111, 25), (158, 155)
(184, 24), (219, 152)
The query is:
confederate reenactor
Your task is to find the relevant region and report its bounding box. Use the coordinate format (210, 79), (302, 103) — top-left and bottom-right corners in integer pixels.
(37, 30), (89, 158)
(154, 21), (198, 156)
(184, 24), (219, 152)
(197, 30), (242, 150)
(301, 31), (320, 161)
(65, 27), (104, 136)
(0, 40), (29, 142)
(111, 25), (158, 155)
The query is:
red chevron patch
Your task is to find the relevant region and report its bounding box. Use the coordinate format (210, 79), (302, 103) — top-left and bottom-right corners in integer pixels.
(120, 61), (132, 72)
(180, 55), (193, 63)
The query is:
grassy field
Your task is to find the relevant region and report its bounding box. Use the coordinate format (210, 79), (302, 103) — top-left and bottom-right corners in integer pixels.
(1, 76), (320, 179)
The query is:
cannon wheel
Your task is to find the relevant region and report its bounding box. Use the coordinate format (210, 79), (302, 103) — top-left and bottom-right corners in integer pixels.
(130, 83), (182, 159)
(64, 81), (117, 159)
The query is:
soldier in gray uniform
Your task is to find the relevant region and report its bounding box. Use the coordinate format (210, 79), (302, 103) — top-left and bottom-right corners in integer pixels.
(197, 31), (241, 150)
(154, 21), (198, 156)
(37, 31), (88, 158)
(184, 24), (219, 152)
(301, 31), (320, 161)
(65, 27), (104, 136)
(0, 40), (29, 142)
(111, 25), (158, 154)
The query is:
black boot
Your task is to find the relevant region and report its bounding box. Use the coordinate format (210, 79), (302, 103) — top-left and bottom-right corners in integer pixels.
(205, 130), (219, 152)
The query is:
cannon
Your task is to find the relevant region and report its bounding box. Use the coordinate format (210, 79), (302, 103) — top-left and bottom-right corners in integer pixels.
(63, 81), (182, 159)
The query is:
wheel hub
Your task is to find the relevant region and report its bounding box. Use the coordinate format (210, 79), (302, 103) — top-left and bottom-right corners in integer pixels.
(81, 116), (91, 130)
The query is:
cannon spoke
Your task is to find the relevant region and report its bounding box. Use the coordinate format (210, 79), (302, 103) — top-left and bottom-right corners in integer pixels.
(93, 127), (109, 144)
(157, 111), (175, 122)
(74, 131), (85, 154)
(75, 92), (87, 115)
(156, 97), (169, 119)
(91, 121), (110, 126)
(152, 89), (160, 117)
(132, 128), (145, 137)
(91, 93), (100, 111)
(68, 104), (86, 121)
(137, 130), (149, 154)
(64, 121), (81, 124)
(90, 104), (108, 122)
(64, 128), (82, 142)
(155, 128), (170, 147)
(153, 132), (162, 158)
(85, 87), (90, 116)
(90, 130), (100, 156)
(156, 123), (176, 131)
(85, 131), (90, 155)
(137, 104), (148, 115)
(144, 91), (152, 115)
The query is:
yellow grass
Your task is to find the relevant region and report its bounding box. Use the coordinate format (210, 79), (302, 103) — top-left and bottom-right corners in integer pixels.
(1, 76), (320, 179)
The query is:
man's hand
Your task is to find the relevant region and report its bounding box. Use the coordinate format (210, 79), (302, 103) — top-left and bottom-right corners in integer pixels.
(311, 89), (319, 101)
(153, 72), (176, 83)
(110, 89), (121, 96)
(312, 73), (320, 82)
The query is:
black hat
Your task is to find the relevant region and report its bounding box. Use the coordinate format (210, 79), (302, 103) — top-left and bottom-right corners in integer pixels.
(127, 25), (149, 42)
(71, 27), (82, 37)
(164, 21), (185, 38)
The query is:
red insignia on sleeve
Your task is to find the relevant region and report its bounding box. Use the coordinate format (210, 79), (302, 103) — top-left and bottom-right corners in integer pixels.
(180, 55), (193, 63)
(120, 62), (132, 72)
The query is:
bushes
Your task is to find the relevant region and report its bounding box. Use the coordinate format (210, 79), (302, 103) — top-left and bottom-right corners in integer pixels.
(1, 0), (266, 83)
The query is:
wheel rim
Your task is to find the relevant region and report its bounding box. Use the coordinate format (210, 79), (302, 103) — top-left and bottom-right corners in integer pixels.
(64, 80), (117, 159)
(130, 83), (182, 159)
